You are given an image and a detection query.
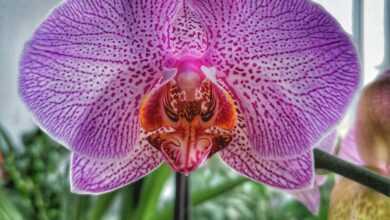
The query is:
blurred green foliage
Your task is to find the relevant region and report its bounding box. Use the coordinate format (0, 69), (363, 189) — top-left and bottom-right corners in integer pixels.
(184, 158), (333, 220)
(0, 125), (332, 220)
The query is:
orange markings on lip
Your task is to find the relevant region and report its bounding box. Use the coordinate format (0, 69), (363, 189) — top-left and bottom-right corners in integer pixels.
(139, 71), (237, 174)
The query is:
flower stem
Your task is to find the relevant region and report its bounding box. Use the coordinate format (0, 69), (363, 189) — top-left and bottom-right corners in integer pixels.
(174, 173), (190, 220)
(314, 149), (390, 196)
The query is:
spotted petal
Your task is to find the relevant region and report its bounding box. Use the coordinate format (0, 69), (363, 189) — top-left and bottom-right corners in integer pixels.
(219, 113), (313, 190)
(190, 0), (360, 158)
(71, 136), (163, 195)
(19, 0), (178, 158)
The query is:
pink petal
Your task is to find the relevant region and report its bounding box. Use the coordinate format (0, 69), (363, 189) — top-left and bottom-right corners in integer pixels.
(339, 127), (363, 165)
(191, 0), (360, 158)
(19, 0), (178, 159)
(315, 175), (327, 186)
(290, 187), (321, 214)
(288, 135), (335, 214)
(71, 135), (163, 195)
(219, 113), (314, 190)
(289, 131), (337, 214)
(315, 130), (338, 154)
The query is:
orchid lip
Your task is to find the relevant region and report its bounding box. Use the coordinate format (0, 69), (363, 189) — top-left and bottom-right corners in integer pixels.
(140, 57), (237, 174)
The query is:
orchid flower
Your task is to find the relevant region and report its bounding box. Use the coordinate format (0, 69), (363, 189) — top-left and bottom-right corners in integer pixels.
(329, 70), (390, 220)
(290, 131), (337, 214)
(19, 0), (359, 195)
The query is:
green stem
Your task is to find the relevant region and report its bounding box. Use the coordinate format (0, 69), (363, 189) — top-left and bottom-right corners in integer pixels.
(174, 173), (190, 220)
(314, 149), (390, 196)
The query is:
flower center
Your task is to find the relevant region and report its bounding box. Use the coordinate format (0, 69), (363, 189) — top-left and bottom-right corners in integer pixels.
(139, 58), (237, 174)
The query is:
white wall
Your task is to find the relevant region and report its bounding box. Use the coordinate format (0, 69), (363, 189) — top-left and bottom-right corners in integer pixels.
(0, 0), (62, 142)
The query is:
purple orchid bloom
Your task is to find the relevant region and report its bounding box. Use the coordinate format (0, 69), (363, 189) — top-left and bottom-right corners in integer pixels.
(19, 0), (359, 195)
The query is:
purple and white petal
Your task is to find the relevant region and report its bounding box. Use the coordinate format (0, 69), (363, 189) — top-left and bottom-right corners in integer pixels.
(167, 1), (208, 56)
(20, 0), (178, 159)
(191, 0), (360, 158)
(71, 136), (163, 195)
(219, 114), (314, 190)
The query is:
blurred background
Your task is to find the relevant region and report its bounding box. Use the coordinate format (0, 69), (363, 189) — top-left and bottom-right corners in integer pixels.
(0, 0), (387, 219)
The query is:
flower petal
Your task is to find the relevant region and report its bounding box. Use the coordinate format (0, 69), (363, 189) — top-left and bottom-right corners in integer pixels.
(19, 0), (178, 158)
(71, 135), (163, 195)
(168, 1), (208, 56)
(191, 0), (360, 158)
(289, 131), (337, 214)
(219, 114), (314, 190)
(339, 127), (363, 165)
(315, 130), (338, 154)
(291, 187), (321, 214)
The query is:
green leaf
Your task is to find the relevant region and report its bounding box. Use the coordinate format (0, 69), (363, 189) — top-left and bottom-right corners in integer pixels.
(134, 165), (172, 220)
(192, 177), (248, 206)
(73, 196), (91, 220)
(119, 185), (134, 220)
(157, 177), (249, 220)
(0, 190), (23, 220)
(88, 192), (118, 220)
